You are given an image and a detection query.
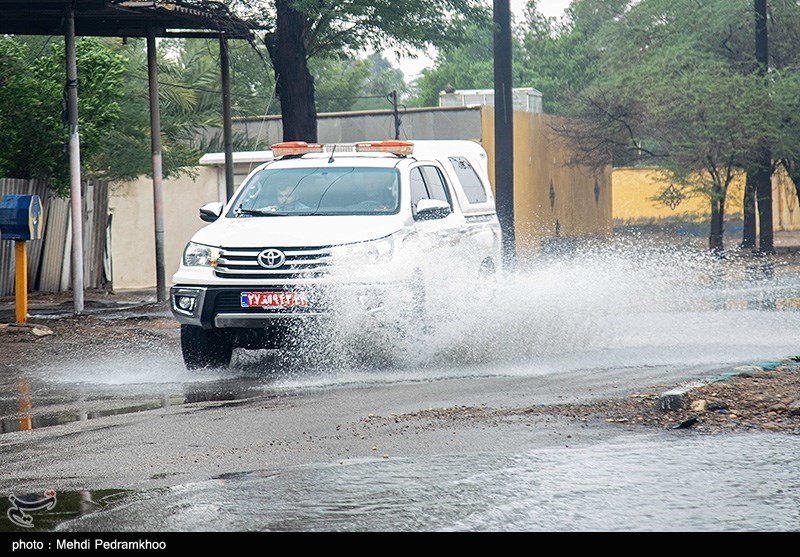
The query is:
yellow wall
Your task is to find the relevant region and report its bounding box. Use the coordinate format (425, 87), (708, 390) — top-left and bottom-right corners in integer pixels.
(481, 109), (613, 256)
(612, 167), (800, 231)
(773, 170), (800, 231)
(108, 167), (221, 290)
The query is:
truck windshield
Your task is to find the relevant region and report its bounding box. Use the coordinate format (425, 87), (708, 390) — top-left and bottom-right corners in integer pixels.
(229, 167), (400, 217)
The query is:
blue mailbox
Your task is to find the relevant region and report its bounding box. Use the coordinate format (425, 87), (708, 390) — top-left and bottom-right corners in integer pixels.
(0, 195), (43, 241)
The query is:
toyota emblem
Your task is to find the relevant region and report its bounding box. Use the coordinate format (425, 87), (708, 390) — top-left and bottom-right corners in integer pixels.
(257, 248), (286, 269)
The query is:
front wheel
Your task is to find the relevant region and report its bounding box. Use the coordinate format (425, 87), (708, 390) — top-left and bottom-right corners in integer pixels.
(180, 325), (234, 369)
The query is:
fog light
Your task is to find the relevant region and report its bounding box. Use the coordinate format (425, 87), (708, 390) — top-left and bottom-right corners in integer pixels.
(177, 296), (196, 312)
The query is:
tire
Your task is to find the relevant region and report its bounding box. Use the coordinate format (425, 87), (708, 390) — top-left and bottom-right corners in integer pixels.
(180, 325), (234, 370)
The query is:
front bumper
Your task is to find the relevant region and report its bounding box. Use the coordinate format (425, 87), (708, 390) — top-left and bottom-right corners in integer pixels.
(170, 283), (399, 329)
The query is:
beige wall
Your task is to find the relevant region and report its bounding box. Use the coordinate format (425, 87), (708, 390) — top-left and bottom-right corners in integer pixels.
(109, 167), (222, 290)
(773, 169), (800, 231)
(480, 109), (613, 257)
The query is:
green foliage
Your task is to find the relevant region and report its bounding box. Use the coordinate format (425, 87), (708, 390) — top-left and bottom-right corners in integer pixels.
(408, 24), (532, 108)
(229, 0), (488, 131)
(349, 52), (406, 111)
(94, 38), (278, 182)
(547, 0), (800, 248)
(521, 0), (630, 114)
(311, 55), (370, 113)
(0, 38), (55, 179)
(0, 37), (125, 194)
(233, 0), (490, 56)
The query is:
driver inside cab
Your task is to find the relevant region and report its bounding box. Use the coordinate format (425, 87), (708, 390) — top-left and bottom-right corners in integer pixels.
(360, 172), (397, 211)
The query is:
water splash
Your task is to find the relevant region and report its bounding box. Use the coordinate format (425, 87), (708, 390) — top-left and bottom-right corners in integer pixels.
(280, 236), (800, 375)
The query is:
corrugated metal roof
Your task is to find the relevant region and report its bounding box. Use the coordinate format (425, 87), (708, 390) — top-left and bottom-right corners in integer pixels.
(0, 0), (252, 38)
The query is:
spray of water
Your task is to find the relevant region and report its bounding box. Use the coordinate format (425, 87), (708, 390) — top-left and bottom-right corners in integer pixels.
(257, 235), (800, 377)
(36, 235), (800, 387)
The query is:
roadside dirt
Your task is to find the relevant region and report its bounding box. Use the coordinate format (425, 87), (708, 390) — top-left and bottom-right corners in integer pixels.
(514, 363), (800, 434)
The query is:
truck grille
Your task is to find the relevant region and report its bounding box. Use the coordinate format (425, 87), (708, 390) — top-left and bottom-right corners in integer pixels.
(214, 246), (332, 280)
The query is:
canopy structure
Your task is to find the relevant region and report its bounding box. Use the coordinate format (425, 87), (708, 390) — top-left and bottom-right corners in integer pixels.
(0, 0), (251, 38)
(0, 0), (252, 309)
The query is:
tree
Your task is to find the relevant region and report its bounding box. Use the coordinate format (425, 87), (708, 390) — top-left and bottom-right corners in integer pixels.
(350, 52), (406, 111)
(92, 38), (241, 183)
(0, 36), (125, 194)
(551, 0), (800, 252)
(229, 0), (488, 140)
(408, 22), (538, 108)
(520, 0), (630, 115)
(311, 55), (370, 113)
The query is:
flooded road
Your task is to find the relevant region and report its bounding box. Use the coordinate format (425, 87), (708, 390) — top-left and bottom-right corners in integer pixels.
(1, 239), (799, 531)
(54, 433), (800, 532)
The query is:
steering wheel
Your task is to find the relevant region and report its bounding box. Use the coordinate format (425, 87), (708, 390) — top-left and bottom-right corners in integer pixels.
(354, 200), (384, 210)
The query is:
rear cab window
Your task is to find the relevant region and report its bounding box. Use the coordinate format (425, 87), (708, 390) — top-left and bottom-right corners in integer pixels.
(448, 157), (487, 204)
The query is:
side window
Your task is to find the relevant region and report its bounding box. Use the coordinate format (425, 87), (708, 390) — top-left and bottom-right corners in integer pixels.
(420, 166), (452, 207)
(448, 156), (488, 204)
(409, 167), (429, 208)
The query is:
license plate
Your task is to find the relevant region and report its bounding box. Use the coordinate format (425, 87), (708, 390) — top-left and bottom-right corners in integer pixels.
(240, 292), (309, 308)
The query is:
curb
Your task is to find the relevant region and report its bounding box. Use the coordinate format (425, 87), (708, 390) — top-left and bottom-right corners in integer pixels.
(658, 360), (789, 412)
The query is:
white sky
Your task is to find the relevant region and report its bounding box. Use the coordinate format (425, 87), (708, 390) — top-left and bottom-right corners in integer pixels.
(389, 0), (572, 83)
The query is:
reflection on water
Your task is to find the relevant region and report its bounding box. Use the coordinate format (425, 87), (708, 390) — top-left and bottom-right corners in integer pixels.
(1, 489), (131, 532)
(54, 432), (800, 532)
(0, 386), (270, 435)
(17, 379), (31, 432)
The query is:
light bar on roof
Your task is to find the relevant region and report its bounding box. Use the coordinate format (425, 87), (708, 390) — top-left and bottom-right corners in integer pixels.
(271, 141), (324, 157)
(355, 140), (414, 156)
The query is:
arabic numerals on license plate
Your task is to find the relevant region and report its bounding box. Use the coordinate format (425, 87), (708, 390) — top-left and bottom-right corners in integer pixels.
(240, 292), (308, 307)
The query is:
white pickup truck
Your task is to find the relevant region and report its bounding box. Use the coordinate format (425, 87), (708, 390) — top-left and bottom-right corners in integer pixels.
(171, 140), (502, 369)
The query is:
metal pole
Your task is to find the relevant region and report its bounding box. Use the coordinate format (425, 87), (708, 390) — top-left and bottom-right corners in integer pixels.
(755, 0), (774, 254)
(389, 90), (400, 140)
(65, 7), (84, 314)
(147, 29), (167, 302)
(494, 0), (515, 264)
(14, 240), (27, 324)
(220, 34), (235, 201)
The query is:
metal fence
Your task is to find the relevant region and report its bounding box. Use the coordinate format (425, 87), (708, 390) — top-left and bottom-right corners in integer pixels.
(0, 178), (109, 296)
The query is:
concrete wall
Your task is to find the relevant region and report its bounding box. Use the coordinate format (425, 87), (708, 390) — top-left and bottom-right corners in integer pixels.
(108, 167), (220, 290)
(480, 109), (613, 257)
(612, 167), (800, 231)
(230, 106), (484, 146)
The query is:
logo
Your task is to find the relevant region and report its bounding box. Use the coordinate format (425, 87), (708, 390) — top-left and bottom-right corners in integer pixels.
(257, 249), (286, 269)
(7, 490), (57, 528)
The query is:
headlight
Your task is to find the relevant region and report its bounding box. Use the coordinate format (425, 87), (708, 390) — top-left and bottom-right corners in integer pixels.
(183, 242), (220, 267)
(331, 234), (396, 266)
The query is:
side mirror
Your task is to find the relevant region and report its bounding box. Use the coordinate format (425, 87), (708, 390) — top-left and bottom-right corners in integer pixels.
(414, 198), (451, 221)
(199, 202), (224, 223)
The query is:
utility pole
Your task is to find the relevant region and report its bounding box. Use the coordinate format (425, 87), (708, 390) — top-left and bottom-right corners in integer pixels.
(389, 90), (400, 140)
(65, 6), (84, 315)
(494, 0), (515, 265)
(755, 0), (774, 254)
(220, 33), (235, 201)
(147, 28), (167, 302)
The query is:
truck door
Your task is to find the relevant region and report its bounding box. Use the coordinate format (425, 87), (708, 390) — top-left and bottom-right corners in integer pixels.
(407, 164), (471, 283)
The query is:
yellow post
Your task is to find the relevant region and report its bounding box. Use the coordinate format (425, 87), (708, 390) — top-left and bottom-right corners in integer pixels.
(14, 240), (27, 325)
